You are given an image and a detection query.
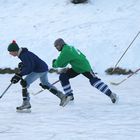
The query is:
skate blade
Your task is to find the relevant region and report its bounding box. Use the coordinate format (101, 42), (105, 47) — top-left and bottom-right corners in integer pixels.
(60, 96), (73, 107)
(16, 109), (31, 113)
(112, 95), (119, 104)
(115, 95), (119, 104)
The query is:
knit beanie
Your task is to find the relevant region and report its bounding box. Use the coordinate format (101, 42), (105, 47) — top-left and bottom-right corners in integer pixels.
(54, 38), (66, 47)
(8, 40), (19, 52)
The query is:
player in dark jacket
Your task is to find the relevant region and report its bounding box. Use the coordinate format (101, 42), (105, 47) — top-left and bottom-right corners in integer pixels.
(8, 40), (65, 111)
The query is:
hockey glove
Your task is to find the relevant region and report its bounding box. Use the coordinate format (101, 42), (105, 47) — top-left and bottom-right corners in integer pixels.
(11, 73), (22, 84)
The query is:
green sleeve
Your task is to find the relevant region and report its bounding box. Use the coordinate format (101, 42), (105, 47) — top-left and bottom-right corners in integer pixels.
(53, 48), (71, 68)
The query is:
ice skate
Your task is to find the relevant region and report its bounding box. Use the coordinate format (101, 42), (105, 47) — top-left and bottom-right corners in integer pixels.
(16, 100), (31, 113)
(60, 93), (74, 107)
(110, 92), (118, 103)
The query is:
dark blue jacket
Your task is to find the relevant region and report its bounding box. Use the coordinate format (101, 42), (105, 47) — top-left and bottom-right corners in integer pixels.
(18, 48), (48, 76)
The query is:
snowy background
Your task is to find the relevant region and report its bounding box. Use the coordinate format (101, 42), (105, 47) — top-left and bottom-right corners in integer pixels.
(0, 0), (140, 140)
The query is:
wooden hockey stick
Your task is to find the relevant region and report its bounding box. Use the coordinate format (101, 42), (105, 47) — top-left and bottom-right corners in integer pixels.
(31, 80), (60, 95)
(110, 68), (140, 86)
(112, 31), (140, 73)
(0, 83), (13, 99)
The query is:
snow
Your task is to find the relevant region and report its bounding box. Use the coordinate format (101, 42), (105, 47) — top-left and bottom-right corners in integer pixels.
(0, 0), (140, 139)
(0, 74), (140, 140)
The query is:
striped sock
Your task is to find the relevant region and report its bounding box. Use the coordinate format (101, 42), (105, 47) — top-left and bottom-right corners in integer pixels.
(92, 79), (111, 96)
(63, 84), (73, 94)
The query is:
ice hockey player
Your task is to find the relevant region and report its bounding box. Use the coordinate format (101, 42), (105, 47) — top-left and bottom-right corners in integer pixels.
(52, 38), (118, 106)
(7, 40), (66, 112)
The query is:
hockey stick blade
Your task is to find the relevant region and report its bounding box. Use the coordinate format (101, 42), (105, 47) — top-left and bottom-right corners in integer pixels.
(110, 82), (120, 85)
(110, 79), (126, 86)
(110, 81), (122, 86)
(110, 68), (140, 86)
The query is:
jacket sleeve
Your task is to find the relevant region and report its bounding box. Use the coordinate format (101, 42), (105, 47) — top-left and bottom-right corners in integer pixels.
(52, 50), (71, 68)
(20, 54), (35, 76)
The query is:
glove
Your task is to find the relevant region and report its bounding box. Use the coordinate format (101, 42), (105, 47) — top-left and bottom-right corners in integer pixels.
(11, 73), (22, 84)
(48, 68), (58, 73)
(57, 68), (69, 74)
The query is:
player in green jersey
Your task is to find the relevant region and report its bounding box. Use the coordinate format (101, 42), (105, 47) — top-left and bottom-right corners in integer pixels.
(52, 38), (118, 106)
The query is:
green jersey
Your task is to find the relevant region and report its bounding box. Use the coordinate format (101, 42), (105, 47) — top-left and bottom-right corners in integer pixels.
(53, 45), (92, 73)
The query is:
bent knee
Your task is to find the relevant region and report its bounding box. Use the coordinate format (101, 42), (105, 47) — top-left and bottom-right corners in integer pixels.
(90, 77), (101, 85)
(20, 79), (27, 88)
(59, 73), (69, 81)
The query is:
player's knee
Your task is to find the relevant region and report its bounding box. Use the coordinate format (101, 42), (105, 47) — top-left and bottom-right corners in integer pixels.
(59, 73), (68, 81)
(20, 79), (27, 88)
(90, 77), (101, 85)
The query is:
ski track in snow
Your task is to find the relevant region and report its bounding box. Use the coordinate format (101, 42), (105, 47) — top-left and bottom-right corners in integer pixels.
(0, 74), (140, 140)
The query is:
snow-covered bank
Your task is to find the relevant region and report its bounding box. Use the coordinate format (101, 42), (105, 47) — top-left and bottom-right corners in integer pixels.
(0, 0), (140, 74)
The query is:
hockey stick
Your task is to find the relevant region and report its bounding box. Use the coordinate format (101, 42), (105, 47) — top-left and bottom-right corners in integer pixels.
(110, 68), (140, 86)
(31, 80), (60, 95)
(112, 31), (140, 73)
(0, 83), (13, 99)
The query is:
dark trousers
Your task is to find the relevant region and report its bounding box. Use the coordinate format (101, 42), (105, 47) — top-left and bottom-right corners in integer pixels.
(59, 68), (112, 96)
